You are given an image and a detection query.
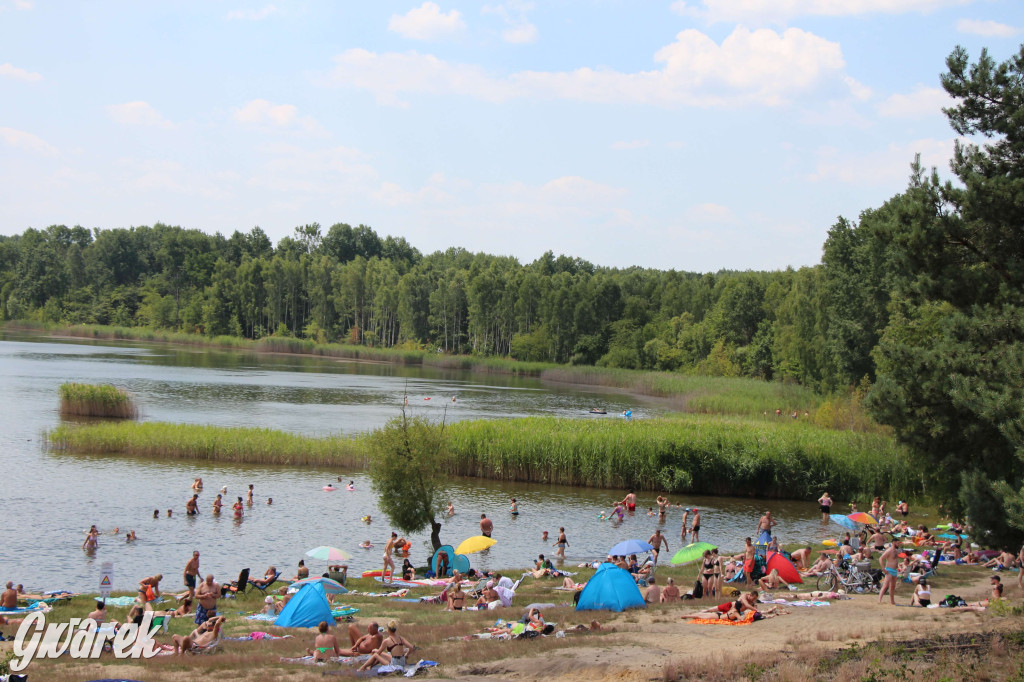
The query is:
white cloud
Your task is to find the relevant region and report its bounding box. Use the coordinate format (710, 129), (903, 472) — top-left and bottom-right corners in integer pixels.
(686, 202), (736, 223)
(673, 0), (972, 24)
(106, 101), (175, 129)
(877, 86), (951, 118)
(484, 1), (538, 44)
(326, 26), (846, 108)
(233, 99), (324, 134)
(955, 18), (1020, 37)
(0, 62), (42, 81)
(810, 137), (958, 186)
(611, 139), (650, 150)
(226, 5), (277, 21)
(502, 23), (538, 44)
(388, 2), (466, 41)
(0, 126), (57, 155)
(0, 0), (34, 10)
(844, 76), (872, 101)
(116, 158), (233, 200)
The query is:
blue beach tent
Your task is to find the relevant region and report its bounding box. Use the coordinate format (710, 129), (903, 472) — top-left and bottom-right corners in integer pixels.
(275, 581), (334, 628)
(575, 563), (645, 612)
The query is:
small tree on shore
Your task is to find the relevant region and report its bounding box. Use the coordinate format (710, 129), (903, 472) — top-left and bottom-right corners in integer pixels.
(368, 407), (449, 551)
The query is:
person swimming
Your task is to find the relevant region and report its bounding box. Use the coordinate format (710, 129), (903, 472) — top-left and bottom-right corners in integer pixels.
(267, 498), (273, 505)
(324, 484), (337, 491)
(359, 540), (374, 549)
(346, 481), (355, 491)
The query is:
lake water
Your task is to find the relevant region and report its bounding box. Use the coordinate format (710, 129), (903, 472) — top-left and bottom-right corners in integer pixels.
(0, 332), (835, 594)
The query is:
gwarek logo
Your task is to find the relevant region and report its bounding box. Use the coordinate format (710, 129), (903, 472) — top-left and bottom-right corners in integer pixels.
(8, 611), (160, 672)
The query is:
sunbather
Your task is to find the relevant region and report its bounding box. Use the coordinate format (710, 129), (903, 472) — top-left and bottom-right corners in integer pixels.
(250, 566), (278, 588)
(305, 621), (341, 661)
(758, 568), (790, 591)
(338, 622), (382, 656)
(171, 615), (224, 655)
(357, 620), (415, 672)
(447, 583), (466, 611)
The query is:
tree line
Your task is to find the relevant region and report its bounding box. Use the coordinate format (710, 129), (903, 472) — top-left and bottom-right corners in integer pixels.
(2, 44), (1024, 545)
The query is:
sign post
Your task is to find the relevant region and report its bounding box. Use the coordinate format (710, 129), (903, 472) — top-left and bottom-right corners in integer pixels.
(99, 561), (113, 599)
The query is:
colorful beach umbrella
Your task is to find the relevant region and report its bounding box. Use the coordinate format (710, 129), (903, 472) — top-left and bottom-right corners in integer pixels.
(847, 512), (878, 525)
(288, 576), (348, 594)
(455, 535), (497, 555)
(305, 546), (353, 562)
(831, 515), (858, 530)
(608, 539), (654, 556)
(670, 542), (717, 565)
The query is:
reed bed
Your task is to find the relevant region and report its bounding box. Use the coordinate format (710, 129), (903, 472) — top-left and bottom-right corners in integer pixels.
(58, 382), (138, 419)
(444, 415), (916, 500)
(46, 422), (367, 467)
(47, 414), (916, 500)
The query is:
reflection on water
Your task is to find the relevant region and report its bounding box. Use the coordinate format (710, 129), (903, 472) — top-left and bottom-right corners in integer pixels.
(0, 332), (835, 592)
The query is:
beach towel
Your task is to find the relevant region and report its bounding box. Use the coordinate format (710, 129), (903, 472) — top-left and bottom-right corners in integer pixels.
(101, 596), (140, 607)
(244, 612), (279, 621)
(224, 632), (294, 641)
(331, 607), (359, 617)
(687, 610), (757, 626)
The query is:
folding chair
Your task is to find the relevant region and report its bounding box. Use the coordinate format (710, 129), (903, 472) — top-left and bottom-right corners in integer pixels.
(223, 568), (250, 597)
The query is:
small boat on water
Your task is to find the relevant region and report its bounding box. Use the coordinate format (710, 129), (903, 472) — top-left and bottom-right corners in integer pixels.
(589, 408), (607, 414)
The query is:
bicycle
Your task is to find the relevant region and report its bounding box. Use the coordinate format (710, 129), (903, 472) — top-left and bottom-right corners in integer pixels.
(816, 560), (879, 594)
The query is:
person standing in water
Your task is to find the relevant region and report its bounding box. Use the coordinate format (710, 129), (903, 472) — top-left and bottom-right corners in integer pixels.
(232, 497), (244, 519)
(817, 492), (833, 521)
(680, 508), (689, 544)
(620, 490), (637, 513)
(690, 509), (701, 543)
(510, 498), (519, 515)
(553, 527), (569, 559)
(212, 494), (223, 514)
(480, 514), (493, 538)
(383, 532), (398, 576)
(247, 484), (254, 505)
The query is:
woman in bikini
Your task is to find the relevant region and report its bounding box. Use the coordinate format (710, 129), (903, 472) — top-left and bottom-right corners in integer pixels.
(910, 578), (931, 607)
(447, 582), (466, 611)
(357, 620), (416, 671)
(700, 550), (716, 598)
(306, 621), (341, 661)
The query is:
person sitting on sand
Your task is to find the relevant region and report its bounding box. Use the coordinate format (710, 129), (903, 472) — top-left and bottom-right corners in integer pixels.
(910, 578), (931, 607)
(293, 560), (309, 581)
(306, 621), (341, 661)
(758, 568), (790, 592)
(357, 620), (416, 672)
(661, 577), (681, 603)
(169, 597), (192, 617)
(644, 576), (661, 603)
(338, 622), (382, 656)
(87, 600), (108, 625)
(171, 615), (224, 655)
(402, 559), (415, 581)
(984, 550), (1017, 570)
(261, 596), (282, 615)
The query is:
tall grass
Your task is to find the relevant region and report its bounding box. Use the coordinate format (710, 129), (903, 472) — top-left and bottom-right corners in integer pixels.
(58, 382), (138, 419)
(47, 415), (916, 500)
(46, 422), (367, 467)
(445, 415), (916, 500)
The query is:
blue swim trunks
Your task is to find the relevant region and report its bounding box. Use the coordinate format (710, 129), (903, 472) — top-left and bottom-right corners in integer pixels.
(885, 567), (898, 576)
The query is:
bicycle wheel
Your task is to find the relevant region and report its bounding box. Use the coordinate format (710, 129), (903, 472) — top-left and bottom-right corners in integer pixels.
(816, 572), (837, 591)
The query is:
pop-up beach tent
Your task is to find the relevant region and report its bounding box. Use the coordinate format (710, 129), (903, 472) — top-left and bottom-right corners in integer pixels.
(575, 563), (645, 612)
(275, 581), (334, 628)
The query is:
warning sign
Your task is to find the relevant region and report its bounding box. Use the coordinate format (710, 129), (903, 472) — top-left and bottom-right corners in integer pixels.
(100, 561), (113, 598)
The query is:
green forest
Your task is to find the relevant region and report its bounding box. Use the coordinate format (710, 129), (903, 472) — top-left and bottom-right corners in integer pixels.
(4, 45), (1024, 545)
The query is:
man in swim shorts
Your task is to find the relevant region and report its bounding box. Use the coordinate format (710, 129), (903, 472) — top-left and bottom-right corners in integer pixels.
(743, 537), (756, 585)
(648, 529), (670, 565)
(195, 574), (220, 624)
(1, 582), (17, 610)
(339, 621), (382, 656)
(480, 514), (493, 538)
(690, 509), (701, 543)
(184, 550), (200, 599)
(383, 532), (397, 576)
(186, 494), (199, 515)
(878, 543), (899, 605)
(621, 490), (637, 512)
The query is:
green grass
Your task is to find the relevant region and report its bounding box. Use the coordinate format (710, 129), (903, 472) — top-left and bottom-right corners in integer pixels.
(58, 382), (138, 419)
(445, 414), (916, 500)
(46, 422), (367, 467)
(47, 413), (915, 500)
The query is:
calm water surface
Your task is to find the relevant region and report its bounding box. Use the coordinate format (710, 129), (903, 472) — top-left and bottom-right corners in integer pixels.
(0, 332), (835, 593)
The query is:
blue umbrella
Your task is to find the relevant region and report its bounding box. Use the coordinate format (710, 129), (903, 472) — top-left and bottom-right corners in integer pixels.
(831, 515), (858, 530)
(608, 539), (654, 556)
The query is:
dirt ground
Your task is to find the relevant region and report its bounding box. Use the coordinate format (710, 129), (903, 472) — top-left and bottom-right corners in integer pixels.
(6, 569), (1016, 681)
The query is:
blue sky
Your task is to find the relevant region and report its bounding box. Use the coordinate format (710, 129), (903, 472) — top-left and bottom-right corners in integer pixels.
(1, 1), (1022, 271)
